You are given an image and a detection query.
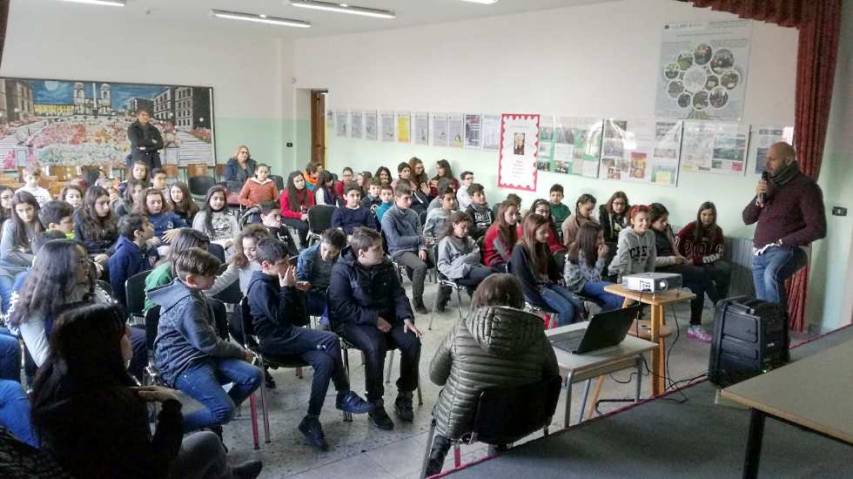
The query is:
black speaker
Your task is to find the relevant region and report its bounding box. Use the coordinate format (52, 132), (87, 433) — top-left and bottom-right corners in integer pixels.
(708, 296), (790, 388)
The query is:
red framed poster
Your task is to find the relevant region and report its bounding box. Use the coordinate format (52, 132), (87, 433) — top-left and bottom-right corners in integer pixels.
(498, 113), (540, 191)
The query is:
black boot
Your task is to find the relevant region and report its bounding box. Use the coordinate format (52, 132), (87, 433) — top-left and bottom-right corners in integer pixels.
(395, 391), (414, 422)
(232, 460), (263, 479)
(369, 400), (395, 430)
(436, 285), (452, 312)
(425, 434), (452, 477)
(264, 367), (276, 389)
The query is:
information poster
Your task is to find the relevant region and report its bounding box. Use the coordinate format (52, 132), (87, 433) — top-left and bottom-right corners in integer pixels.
(414, 112), (429, 146)
(681, 121), (749, 175)
(335, 111), (348, 137)
(448, 113), (464, 148)
(464, 114), (482, 149)
(749, 125), (793, 175)
(380, 111), (395, 142)
(350, 111), (363, 139)
(649, 120), (683, 186)
(431, 113), (449, 147)
(598, 119), (682, 185)
(482, 114), (501, 151)
(498, 113), (540, 192)
(396, 112), (411, 143)
(655, 20), (752, 121)
(364, 111), (378, 141)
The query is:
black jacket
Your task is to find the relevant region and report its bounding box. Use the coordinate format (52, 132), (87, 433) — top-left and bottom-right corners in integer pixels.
(245, 271), (308, 349)
(328, 248), (414, 327)
(127, 121), (163, 169)
(510, 243), (561, 306)
(599, 204), (627, 244)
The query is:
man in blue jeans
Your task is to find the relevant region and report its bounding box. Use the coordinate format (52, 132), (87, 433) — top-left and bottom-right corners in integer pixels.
(150, 247), (261, 432)
(742, 142), (826, 305)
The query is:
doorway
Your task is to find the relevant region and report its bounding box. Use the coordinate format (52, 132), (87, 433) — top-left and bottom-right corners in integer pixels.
(310, 90), (327, 168)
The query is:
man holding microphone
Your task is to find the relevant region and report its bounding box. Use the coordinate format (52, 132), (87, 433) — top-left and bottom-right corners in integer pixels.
(742, 142), (826, 305)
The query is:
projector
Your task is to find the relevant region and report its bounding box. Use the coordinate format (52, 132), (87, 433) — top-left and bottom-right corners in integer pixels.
(622, 272), (682, 293)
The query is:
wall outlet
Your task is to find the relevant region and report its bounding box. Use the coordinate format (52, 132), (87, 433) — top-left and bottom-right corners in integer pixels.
(285, 142), (293, 148)
(831, 206), (847, 216)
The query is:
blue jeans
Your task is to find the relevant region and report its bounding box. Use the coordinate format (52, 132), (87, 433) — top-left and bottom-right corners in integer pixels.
(581, 280), (624, 312)
(752, 246), (807, 304)
(0, 328), (21, 382)
(0, 379), (37, 447)
(0, 275), (13, 314)
(174, 358), (262, 432)
(538, 284), (582, 326)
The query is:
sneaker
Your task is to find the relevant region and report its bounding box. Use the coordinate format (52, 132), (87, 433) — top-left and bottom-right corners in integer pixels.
(232, 460), (264, 479)
(298, 415), (329, 451)
(336, 390), (374, 414)
(395, 391), (414, 422)
(414, 301), (430, 315)
(369, 403), (395, 430)
(264, 369), (276, 389)
(688, 325), (713, 343)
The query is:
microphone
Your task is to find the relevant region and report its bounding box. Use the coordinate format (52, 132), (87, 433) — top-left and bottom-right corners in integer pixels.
(758, 171), (769, 206)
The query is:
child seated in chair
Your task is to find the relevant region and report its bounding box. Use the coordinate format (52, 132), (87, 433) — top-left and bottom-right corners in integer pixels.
(297, 228), (347, 325)
(246, 238), (372, 451)
(425, 274), (559, 476)
(435, 212), (494, 311)
(150, 247), (261, 433)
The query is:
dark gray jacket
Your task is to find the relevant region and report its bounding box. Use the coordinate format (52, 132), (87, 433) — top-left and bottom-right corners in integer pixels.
(429, 306), (559, 439)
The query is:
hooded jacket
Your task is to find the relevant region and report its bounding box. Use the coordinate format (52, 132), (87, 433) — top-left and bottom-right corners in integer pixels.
(327, 248), (414, 327)
(150, 279), (244, 386)
(607, 227), (656, 279)
(429, 306), (559, 439)
(245, 271), (308, 350)
(436, 235), (480, 280)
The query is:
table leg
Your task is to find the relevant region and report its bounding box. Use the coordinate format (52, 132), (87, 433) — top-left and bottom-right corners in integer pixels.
(743, 409), (765, 479)
(579, 379), (592, 424)
(651, 304), (665, 396)
(635, 355), (642, 402)
(586, 376), (605, 420)
(563, 370), (574, 429)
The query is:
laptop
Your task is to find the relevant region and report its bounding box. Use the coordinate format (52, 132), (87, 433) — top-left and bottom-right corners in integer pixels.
(550, 304), (642, 354)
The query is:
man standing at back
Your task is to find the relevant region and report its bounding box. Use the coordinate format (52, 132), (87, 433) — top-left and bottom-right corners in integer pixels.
(742, 142), (826, 305)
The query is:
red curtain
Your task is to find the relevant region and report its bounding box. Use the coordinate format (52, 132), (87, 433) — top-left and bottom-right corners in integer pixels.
(687, 0), (842, 331)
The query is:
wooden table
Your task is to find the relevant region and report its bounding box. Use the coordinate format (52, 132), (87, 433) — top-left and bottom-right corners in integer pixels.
(603, 284), (696, 396)
(546, 322), (657, 428)
(721, 339), (853, 479)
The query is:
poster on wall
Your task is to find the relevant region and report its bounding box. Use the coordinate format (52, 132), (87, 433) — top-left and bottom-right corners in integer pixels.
(414, 112), (429, 145)
(350, 111), (363, 139)
(380, 111), (395, 142)
(482, 114), (501, 151)
(749, 125), (793, 175)
(0, 77), (216, 168)
(396, 112), (411, 143)
(597, 119), (682, 186)
(536, 115), (555, 171)
(448, 114), (464, 148)
(431, 113), (449, 147)
(364, 111), (378, 141)
(336, 111), (349, 137)
(655, 20), (752, 121)
(498, 113), (540, 192)
(681, 121), (749, 175)
(464, 114), (482, 149)
(558, 117), (602, 178)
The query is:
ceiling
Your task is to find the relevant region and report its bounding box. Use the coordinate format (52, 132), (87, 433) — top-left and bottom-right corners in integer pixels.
(27, 0), (617, 38)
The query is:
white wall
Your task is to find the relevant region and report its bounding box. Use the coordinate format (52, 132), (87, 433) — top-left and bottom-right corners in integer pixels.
(293, 0), (798, 241)
(1, 0), (295, 169)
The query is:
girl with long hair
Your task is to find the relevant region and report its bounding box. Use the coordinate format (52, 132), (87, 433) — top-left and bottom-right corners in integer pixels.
(526, 199), (567, 270)
(482, 201), (519, 270)
(314, 170), (339, 206)
(114, 178), (145, 217)
(599, 191), (630, 244)
(374, 166), (392, 186)
(431, 159), (459, 192)
(8, 240), (146, 378)
(192, 185), (238, 251)
(564, 222), (623, 311)
(561, 193), (597, 248)
(29, 303), (262, 479)
(511, 214), (582, 326)
(677, 201), (731, 300)
(436, 212), (494, 293)
(135, 187), (186, 245)
(207, 224), (272, 297)
(73, 185), (118, 263)
(59, 184), (84, 210)
(279, 170), (315, 246)
(118, 160), (150, 195)
(0, 186), (13, 225)
(0, 192), (45, 312)
(408, 156), (434, 198)
(169, 181), (199, 222)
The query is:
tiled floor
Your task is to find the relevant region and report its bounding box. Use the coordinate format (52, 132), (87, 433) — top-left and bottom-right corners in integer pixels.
(214, 280), (812, 478)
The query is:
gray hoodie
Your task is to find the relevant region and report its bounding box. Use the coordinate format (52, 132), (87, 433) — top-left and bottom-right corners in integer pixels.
(436, 235), (480, 280)
(150, 278), (244, 386)
(608, 227), (656, 279)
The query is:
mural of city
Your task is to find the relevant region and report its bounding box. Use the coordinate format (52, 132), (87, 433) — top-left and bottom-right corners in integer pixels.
(0, 78), (215, 168)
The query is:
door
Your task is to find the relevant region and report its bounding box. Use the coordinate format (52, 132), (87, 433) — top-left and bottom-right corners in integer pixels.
(310, 90), (327, 167)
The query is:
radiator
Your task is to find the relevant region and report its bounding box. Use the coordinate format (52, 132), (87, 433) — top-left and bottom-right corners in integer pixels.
(725, 237), (756, 298)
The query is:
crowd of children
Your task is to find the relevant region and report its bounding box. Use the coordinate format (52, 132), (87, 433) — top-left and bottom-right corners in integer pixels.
(0, 152), (734, 477)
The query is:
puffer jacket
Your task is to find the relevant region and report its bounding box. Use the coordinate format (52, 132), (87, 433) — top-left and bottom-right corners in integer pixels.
(429, 306), (559, 439)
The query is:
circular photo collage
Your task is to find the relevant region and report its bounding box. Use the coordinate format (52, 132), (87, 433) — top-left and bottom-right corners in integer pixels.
(663, 43), (741, 113)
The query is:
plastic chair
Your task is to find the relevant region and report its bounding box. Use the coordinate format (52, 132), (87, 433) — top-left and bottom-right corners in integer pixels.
(207, 243), (226, 263)
(124, 269), (151, 324)
(188, 175), (216, 202)
(306, 205), (336, 245)
(420, 375), (562, 478)
(269, 174), (285, 192)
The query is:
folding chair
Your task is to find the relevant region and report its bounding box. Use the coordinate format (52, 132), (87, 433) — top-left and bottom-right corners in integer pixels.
(306, 205), (336, 245)
(124, 269), (151, 325)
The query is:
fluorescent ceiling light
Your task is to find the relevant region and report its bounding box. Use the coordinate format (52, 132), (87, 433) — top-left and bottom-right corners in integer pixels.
(211, 9), (311, 28)
(460, 0), (500, 4)
(289, 1), (396, 19)
(58, 0), (126, 6)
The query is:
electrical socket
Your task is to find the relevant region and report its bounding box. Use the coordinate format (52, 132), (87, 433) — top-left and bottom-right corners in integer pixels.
(831, 206), (847, 217)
